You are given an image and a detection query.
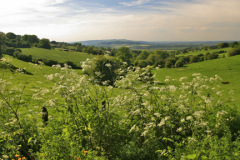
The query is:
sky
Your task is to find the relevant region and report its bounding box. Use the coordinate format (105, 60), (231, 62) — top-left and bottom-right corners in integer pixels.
(1, 0), (240, 42)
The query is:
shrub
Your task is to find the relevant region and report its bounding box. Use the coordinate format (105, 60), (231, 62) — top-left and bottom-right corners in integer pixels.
(205, 52), (211, 60)
(153, 59), (165, 68)
(228, 48), (240, 57)
(137, 60), (149, 68)
(175, 60), (184, 68)
(81, 55), (120, 85)
(209, 52), (219, 59)
(179, 56), (190, 64)
(165, 60), (172, 68)
(190, 55), (199, 63)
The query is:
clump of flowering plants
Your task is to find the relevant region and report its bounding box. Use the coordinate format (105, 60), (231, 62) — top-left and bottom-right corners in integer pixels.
(1, 57), (240, 159)
(0, 59), (43, 159)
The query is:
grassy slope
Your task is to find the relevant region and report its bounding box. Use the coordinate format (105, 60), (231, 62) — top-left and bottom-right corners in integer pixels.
(153, 54), (240, 107)
(19, 48), (95, 67)
(1, 49), (239, 109)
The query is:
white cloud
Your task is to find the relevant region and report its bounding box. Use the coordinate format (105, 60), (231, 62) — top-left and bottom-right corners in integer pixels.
(120, 0), (151, 6)
(1, 0), (240, 41)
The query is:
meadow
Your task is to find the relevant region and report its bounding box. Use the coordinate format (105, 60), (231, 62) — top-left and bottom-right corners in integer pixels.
(1, 49), (240, 159)
(19, 48), (95, 67)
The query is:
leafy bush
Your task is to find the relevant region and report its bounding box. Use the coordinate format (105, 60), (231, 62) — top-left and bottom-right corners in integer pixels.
(175, 60), (184, 68)
(228, 48), (240, 57)
(190, 55), (199, 63)
(164, 60), (172, 68)
(81, 55), (120, 85)
(205, 52), (211, 60)
(153, 59), (165, 68)
(137, 60), (149, 68)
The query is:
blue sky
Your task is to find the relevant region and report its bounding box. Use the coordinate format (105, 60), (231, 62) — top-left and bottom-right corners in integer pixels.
(1, 0), (240, 42)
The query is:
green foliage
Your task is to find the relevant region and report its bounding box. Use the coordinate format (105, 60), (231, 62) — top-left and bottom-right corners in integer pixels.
(175, 60), (184, 68)
(165, 60), (172, 68)
(153, 59), (165, 68)
(202, 45), (208, 50)
(229, 41), (240, 48)
(137, 60), (149, 68)
(38, 38), (51, 49)
(154, 50), (168, 60)
(116, 46), (132, 65)
(228, 48), (240, 57)
(190, 55), (199, 63)
(0, 32), (5, 58)
(1, 57), (240, 159)
(137, 50), (150, 60)
(146, 53), (156, 65)
(6, 32), (16, 39)
(218, 42), (229, 48)
(81, 55), (120, 85)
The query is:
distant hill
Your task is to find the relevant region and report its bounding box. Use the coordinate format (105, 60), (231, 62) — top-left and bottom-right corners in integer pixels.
(73, 39), (148, 46)
(71, 39), (234, 50)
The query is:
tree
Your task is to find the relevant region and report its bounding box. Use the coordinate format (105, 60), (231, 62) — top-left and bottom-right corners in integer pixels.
(229, 41), (239, 48)
(202, 46), (208, 51)
(6, 32), (16, 39)
(38, 38), (51, 49)
(228, 48), (240, 57)
(0, 32), (5, 58)
(137, 50), (150, 60)
(154, 50), (168, 60)
(116, 46), (132, 65)
(218, 42), (229, 48)
(28, 35), (39, 44)
(21, 35), (29, 42)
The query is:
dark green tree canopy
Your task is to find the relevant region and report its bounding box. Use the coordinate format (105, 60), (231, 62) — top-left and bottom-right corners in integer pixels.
(137, 50), (150, 60)
(28, 35), (39, 44)
(0, 32), (6, 58)
(38, 38), (51, 49)
(218, 42), (229, 48)
(6, 32), (16, 39)
(154, 50), (168, 60)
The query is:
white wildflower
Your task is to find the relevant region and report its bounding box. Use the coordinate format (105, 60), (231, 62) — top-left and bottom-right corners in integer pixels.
(193, 110), (205, 118)
(217, 110), (228, 117)
(181, 118), (185, 123)
(129, 124), (136, 133)
(188, 137), (197, 142)
(186, 116), (193, 121)
(158, 118), (165, 127)
(2, 155), (9, 159)
(154, 113), (161, 117)
(141, 130), (148, 136)
(105, 63), (112, 68)
(177, 127), (183, 132)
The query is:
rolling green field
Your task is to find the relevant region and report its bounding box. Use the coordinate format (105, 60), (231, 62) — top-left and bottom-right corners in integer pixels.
(2, 50), (240, 107)
(153, 54), (240, 106)
(1, 50), (240, 159)
(19, 48), (95, 67)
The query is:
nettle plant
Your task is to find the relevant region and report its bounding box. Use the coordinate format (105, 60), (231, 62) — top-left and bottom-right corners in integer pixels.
(1, 57), (240, 159)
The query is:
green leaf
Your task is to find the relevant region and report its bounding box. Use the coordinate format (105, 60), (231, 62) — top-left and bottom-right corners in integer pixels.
(28, 137), (33, 143)
(185, 154), (196, 159)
